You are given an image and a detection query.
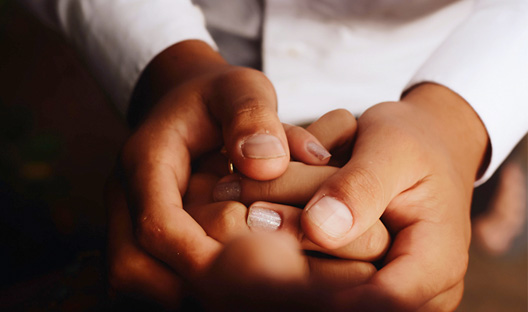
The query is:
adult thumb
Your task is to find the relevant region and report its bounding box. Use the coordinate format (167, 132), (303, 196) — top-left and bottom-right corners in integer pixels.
(207, 67), (289, 181)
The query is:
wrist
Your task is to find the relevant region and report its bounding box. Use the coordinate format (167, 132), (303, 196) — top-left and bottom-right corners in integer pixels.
(128, 40), (229, 127)
(402, 83), (490, 182)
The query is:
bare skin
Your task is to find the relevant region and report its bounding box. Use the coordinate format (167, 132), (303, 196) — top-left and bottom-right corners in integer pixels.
(107, 37), (489, 311)
(107, 109), (390, 309)
(214, 86), (490, 311)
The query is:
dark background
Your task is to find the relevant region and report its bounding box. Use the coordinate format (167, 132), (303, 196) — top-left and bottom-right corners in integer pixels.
(0, 2), (526, 311)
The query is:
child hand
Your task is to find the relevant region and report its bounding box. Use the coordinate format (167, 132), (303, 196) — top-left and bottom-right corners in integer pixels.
(225, 84), (490, 311)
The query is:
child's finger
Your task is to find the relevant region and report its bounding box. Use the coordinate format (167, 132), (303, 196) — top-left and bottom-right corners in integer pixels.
(207, 68), (290, 181)
(307, 257), (376, 291)
(305, 109), (357, 153)
(284, 123), (332, 165)
(284, 109), (357, 166)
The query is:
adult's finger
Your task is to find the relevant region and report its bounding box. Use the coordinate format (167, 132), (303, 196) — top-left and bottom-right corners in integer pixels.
(206, 68), (290, 181)
(301, 104), (428, 249)
(122, 90), (224, 280)
(105, 172), (182, 309)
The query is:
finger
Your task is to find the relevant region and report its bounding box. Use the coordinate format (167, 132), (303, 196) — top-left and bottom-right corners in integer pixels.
(418, 281), (464, 312)
(122, 100), (223, 279)
(202, 232), (318, 311)
(285, 109), (357, 166)
(105, 172), (182, 309)
(307, 257), (376, 291)
(184, 172), (250, 243)
(247, 202), (390, 261)
(186, 201), (251, 244)
(301, 106), (427, 249)
(305, 109), (357, 167)
(284, 123), (332, 165)
(214, 162), (338, 205)
(335, 217), (468, 311)
(304, 109), (357, 151)
(207, 68), (290, 181)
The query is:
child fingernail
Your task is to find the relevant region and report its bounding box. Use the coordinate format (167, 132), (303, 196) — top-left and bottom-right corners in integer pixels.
(307, 141), (331, 160)
(305, 196), (352, 238)
(213, 180), (241, 201)
(247, 206), (282, 231)
(241, 134), (286, 159)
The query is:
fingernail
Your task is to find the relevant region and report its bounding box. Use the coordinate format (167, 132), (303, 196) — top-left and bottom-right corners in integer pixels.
(307, 141), (331, 160)
(241, 134), (286, 159)
(213, 181), (241, 201)
(247, 206), (282, 231)
(305, 197), (352, 238)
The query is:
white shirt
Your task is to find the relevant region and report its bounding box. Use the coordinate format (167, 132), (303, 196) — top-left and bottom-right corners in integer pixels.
(19, 0), (528, 184)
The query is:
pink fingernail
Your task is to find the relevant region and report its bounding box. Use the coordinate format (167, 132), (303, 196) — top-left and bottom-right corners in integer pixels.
(247, 206), (282, 231)
(241, 134), (286, 159)
(213, 180), (241, 201)
(307, 141), (331, 160)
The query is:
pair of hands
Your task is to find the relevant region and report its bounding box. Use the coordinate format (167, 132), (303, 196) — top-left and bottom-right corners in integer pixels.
(106, 40), (489, 311)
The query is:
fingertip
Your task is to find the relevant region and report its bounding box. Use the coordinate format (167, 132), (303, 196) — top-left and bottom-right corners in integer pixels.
(285, 124), (331, 165)
(302, 195), (354, 250)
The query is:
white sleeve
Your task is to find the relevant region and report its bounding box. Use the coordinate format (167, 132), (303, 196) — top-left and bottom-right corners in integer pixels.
(18, 0), (216, 115)
(406, 0), (528, 185)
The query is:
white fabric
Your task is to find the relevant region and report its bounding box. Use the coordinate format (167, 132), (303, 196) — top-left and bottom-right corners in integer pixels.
(19, 0), (216, 114)
(19, 0), (528, 184)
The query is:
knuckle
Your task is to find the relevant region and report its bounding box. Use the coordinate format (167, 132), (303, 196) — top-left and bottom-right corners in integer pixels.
(284, 125), (304, 140)
(217, 202), (247, 235)
(337, 166), (385, 212)
(354, 262), (377, 282)
(135, 216), (167, 251)
(262, 179), (279, 199)
(232, 99), (276, 128)
(361, 223), (390, 261)
(330, 109), (356, 126)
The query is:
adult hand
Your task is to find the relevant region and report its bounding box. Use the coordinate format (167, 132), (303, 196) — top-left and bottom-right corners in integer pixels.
(106, 39), (293, 302)
(224, 87), (490, 311)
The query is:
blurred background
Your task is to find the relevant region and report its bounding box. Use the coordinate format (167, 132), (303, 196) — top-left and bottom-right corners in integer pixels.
(0, 2), (526, 311)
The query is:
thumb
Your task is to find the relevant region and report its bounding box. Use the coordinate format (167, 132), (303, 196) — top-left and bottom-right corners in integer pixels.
(207, 67), (289, 181)
(301, 105), (426, 249)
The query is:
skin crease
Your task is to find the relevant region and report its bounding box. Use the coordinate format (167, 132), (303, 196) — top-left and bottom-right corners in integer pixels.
(108, 107), (388, 309)
(107, 36), (489, 311)
(225, 85), (489, 311)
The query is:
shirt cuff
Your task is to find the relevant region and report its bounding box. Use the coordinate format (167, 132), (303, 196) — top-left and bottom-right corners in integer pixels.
(55, 0), (216, 115)
(405, 0), (528, 186)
